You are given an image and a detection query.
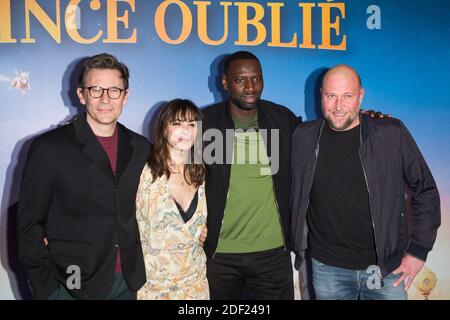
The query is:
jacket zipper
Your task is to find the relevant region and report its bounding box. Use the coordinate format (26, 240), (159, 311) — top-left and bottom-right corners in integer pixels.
(300, 123), (323, 253)
(358, 126), (381, 275)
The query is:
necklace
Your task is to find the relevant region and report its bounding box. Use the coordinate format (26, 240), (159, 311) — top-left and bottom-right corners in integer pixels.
(169, 172), (186, 186)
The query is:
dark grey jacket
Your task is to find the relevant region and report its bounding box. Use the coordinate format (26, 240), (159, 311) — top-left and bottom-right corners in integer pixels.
(291, 115), (440, 276)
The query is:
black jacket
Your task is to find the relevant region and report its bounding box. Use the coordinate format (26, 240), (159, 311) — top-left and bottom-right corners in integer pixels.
(17, 114), (149, 299)
(202, 100), (301, 257)
(291, 115), (441, 276)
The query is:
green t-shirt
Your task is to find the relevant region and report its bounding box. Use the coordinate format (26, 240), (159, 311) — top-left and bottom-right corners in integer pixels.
(216, 113), (284, 253)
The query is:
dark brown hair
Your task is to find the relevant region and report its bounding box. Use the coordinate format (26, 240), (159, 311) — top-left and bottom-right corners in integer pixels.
(148, 99), (205, 188)
(78, 53), (130, 89)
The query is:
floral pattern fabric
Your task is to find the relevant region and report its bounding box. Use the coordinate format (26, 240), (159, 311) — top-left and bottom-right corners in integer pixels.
(136, 164), (209, 300)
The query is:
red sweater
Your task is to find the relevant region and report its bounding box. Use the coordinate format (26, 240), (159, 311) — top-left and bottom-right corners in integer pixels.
(96, 127), (122, 273)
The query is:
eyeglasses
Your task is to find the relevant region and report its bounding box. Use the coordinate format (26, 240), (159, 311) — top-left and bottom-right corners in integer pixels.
(83, 86), (125, 99)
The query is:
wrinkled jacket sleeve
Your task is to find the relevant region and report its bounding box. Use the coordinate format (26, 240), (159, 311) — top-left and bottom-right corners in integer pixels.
(400, 122), (441, 261)
(17, 138), (59, 299)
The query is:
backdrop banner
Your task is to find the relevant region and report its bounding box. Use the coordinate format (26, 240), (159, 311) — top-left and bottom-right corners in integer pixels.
(0, 0), (449, 300)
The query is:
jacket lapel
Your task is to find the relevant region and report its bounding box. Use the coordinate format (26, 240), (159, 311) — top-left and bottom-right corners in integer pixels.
(115, 123), (134, 182)
(73, 114), (114, 179)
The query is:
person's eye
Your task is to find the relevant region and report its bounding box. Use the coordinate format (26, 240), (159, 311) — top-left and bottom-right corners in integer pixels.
(253, 77), (262, 83)
(235, 79), (245, 85)
(345, 94), (353, 99)
(171, 122), (180, 126)
(110, 88), (120, 94)
(189, 123), (196, 128)
(327, 94), (336, 99)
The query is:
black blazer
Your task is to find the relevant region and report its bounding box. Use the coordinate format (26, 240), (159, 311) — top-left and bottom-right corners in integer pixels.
(17, 114), (149, 299)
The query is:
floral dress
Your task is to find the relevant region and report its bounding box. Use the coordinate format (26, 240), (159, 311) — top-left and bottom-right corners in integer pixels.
(136, 164), (209, 300)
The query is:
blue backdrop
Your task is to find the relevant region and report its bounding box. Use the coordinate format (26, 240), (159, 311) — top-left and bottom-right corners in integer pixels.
(0, 0), (449, 299)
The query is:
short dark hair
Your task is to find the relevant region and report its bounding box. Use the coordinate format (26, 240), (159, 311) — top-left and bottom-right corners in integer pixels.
(78, 53), (130, 89)
(223, 51), (261, 74)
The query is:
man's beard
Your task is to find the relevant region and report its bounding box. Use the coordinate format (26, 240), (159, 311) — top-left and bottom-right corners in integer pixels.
(325, 112), (358, 131)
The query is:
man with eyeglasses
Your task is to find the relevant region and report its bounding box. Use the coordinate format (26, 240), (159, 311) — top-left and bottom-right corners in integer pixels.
(17, 53), (149, 299)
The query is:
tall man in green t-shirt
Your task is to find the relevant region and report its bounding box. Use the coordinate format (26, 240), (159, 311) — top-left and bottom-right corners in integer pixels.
(202, 51), (301, 299)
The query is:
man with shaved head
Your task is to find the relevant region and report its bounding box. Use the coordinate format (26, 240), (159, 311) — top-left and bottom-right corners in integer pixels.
(321, 65), (363, 131)
(291, 65), (440, 300)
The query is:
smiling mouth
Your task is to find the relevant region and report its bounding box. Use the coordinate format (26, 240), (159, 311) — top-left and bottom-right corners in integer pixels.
(242, 95), (257, 102)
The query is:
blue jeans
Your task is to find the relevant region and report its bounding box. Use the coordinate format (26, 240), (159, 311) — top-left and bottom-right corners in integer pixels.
(312, 258), (407, 300)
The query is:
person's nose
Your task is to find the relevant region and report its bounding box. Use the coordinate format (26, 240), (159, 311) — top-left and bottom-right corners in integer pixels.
(180, 123), (190, 133)
(244, 80), (255, 94)
(335, 96), (344, 111)
(101, 89), (110, 103)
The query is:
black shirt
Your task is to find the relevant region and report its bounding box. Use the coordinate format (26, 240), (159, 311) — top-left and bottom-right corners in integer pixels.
(308, 124), (377, 270)
(175, 190), (199, 223)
